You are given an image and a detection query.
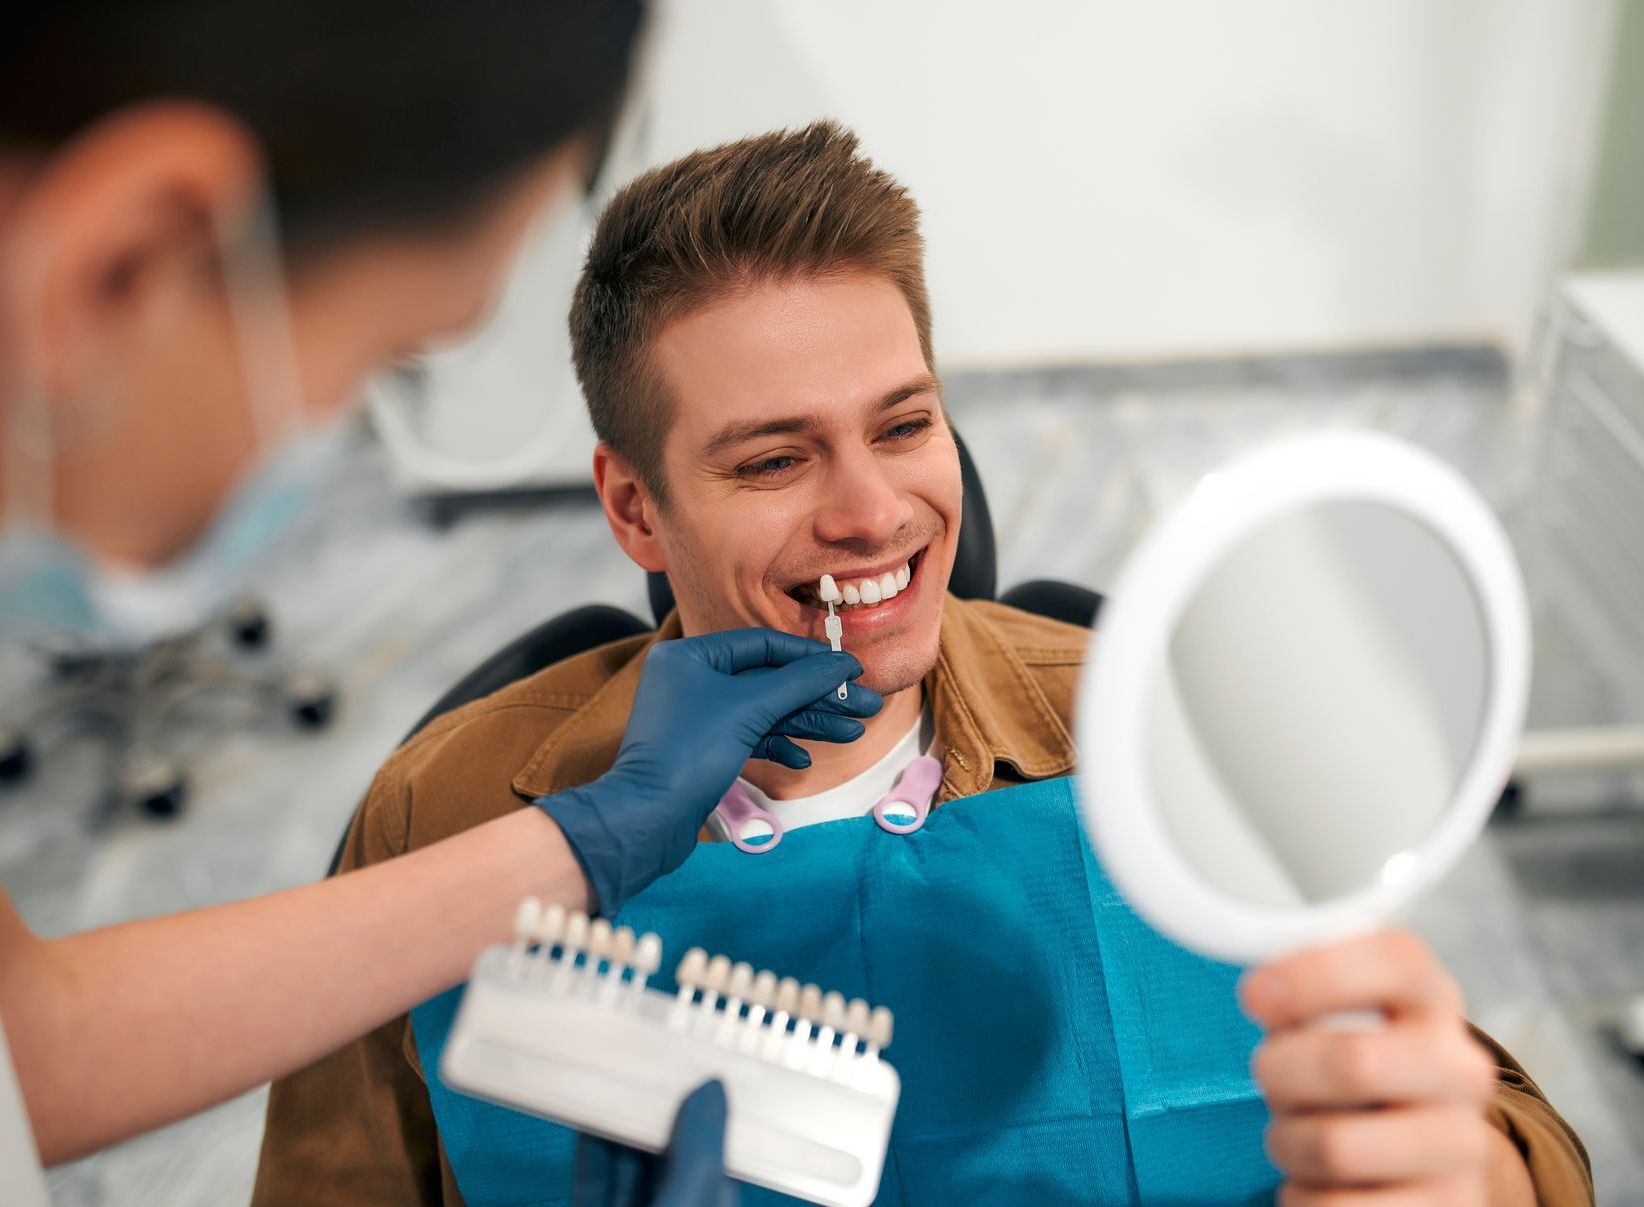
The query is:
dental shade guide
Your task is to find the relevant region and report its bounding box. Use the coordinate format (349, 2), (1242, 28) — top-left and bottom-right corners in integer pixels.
(819, 574), (847, 700)
(445, 907), (900, 1207)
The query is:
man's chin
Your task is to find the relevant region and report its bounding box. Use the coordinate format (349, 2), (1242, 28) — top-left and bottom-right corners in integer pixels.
(852, 647), (938, 700)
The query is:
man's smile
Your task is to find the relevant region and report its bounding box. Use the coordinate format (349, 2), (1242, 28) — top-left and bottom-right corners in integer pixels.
(776, 544), (933, 639)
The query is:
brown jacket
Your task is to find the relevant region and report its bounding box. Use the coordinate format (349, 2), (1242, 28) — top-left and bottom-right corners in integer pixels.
(253, 596), (1592, 1206)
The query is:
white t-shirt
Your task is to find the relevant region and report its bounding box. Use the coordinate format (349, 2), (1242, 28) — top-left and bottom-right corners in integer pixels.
(0, 1015), (49, 1206)
(706, 712), (935, 841)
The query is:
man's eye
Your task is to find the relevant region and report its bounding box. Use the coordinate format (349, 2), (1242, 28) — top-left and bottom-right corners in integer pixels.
(736, 455), (799, 479)
(881, 417), (934, 441)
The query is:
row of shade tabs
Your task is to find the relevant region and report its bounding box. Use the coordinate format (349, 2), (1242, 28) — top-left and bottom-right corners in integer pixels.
(507, 901), (896, 1082)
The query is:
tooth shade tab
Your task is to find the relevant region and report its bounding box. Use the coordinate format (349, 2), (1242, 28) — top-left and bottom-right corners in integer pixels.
(776, 977), (801, 1014)
(634, 933), (663, 976)
(513, 898), (542, 942)
(704, 954), (733, 993)
(677, 948), (709, 987)
(869, 1005), (894, 1047)
(818, 574), (842, 603)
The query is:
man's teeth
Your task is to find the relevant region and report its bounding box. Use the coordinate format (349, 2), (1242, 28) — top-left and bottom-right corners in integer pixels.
(816, 561), (913, 610)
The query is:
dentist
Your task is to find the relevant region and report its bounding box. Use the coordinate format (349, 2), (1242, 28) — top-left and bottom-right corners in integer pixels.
(0, 3), (874, 1201)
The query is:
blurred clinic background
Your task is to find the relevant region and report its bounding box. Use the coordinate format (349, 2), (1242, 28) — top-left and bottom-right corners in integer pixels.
(3, 1), (1644, 1201)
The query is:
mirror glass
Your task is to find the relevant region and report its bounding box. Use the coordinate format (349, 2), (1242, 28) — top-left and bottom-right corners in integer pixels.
(1146, 500), (1489, 909)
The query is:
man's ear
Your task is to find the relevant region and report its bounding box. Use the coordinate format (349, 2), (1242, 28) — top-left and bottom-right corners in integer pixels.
(593, 442), (669, 573)
(0, 101), (263, 403)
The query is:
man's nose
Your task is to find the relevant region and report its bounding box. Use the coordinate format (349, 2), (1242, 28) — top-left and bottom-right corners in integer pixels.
(812, 450), (914, 547)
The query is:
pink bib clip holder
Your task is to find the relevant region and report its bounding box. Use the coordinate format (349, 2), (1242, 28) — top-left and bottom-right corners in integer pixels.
(872, 755), (942, 835)
(715, 780), (784, 854)
(713, 754), (944, 853)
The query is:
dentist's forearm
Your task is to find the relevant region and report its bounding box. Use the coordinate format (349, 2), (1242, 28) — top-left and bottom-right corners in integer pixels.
(0, 807), (587, 1165)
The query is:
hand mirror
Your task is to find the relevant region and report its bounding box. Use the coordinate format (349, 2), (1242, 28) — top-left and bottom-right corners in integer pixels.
(1077, 432), (1530, 964)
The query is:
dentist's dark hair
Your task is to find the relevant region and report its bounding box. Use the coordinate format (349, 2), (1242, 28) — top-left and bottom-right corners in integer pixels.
(0, 0), (643, 253)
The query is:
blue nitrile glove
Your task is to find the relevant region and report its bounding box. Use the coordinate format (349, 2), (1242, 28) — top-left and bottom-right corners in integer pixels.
(571, 1079), (739, 1207)
(541, 628), (880, 914)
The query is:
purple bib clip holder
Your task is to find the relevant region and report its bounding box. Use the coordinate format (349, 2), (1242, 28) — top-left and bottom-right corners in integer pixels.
(872, 755), (942, 835)
(713, 754), (944, 854)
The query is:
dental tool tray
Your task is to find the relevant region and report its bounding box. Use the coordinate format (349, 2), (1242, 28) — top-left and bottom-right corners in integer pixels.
(442, 902), (901, 1207)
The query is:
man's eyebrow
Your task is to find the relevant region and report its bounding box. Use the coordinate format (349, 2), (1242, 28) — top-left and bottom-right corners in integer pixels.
(875, 374), (942, 413)
(702, 375), (941, 459)
(702, 414), (821, 459)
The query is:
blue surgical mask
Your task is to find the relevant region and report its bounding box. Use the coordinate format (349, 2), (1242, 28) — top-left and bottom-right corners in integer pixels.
(0, 422), (350, 643)
(0, 197), (322, 644)
(0, 529), (103, 637)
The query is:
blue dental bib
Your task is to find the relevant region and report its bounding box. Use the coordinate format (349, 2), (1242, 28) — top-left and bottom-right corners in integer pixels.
(411, 777), (1279, 1205)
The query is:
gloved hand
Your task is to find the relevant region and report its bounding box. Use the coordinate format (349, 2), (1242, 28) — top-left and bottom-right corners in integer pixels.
(572, 1079), (738, 1207)
(541, 628), (880, 914)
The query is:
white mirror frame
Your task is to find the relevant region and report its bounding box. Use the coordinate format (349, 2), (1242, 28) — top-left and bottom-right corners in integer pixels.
(1077, 432), (1531, 965)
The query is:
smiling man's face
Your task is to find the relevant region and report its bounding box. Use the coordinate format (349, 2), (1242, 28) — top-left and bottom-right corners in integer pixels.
(595, 272), (961, 697)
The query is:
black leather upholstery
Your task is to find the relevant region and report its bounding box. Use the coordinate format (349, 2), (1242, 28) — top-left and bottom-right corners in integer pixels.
(998, 580), (1104, 629)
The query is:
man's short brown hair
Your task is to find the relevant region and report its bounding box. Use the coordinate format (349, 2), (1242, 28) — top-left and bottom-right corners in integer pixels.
(569, 120), (933, 501)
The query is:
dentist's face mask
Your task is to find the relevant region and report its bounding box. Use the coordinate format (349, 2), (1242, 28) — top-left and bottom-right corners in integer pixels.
(0, 198), (343, 643)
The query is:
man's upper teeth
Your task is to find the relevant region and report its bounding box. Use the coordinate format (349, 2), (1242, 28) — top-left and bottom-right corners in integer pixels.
(816, 561), (912, 609)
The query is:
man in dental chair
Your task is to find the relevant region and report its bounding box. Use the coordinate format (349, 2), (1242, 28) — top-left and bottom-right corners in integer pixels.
(254, 123), (1590, 1206)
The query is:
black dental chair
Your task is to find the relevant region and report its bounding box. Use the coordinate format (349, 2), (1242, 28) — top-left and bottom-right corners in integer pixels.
(326, 431), (1102, 874)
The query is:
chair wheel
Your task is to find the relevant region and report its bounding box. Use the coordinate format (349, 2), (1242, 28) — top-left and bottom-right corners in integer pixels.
(138, 782), (188, 819)
(227, 599), (272, 650)
(0, 732), (32, 786)
(121, 755), (187, 821)
(47, 649), (100, 680)
(293, 697), (335, 730)
(286, 670), (338, 731)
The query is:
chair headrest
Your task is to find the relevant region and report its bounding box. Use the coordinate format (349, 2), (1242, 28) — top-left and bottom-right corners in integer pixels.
(647, 427), (997, 626)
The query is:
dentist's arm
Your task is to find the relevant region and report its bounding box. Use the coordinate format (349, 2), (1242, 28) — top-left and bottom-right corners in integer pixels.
(0, 629), (877, 1166)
